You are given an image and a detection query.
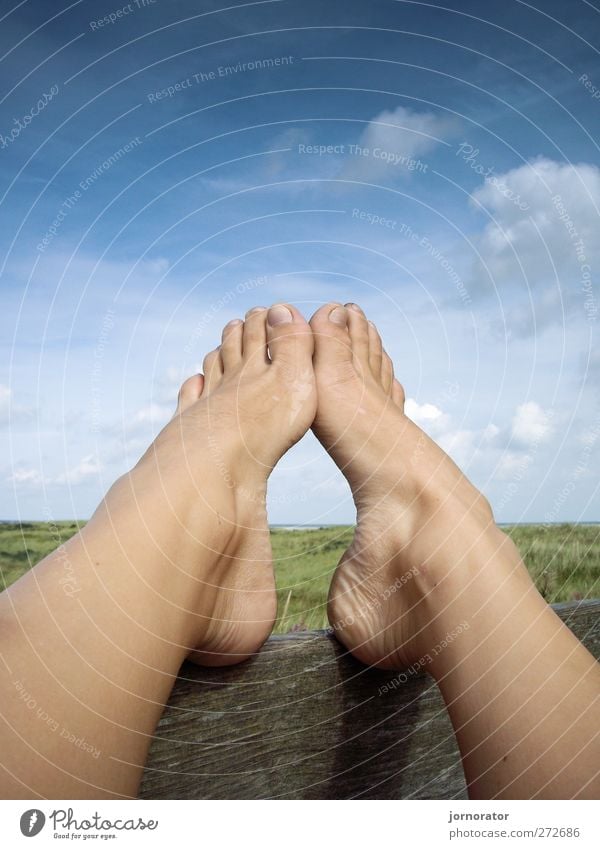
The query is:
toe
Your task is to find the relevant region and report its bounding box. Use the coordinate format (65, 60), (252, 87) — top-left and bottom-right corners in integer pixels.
(309, 302), (353, 369)
(345, 303), (370, 377)
(367, 320), (383, 381)
(176, 373), (204, 414)
(381, 351), (394, 394)
(220, 318), (243, 370)
(266, 303), (314, 373)
(242, 307), (269, 368)
(202, 348), (223, 393)
(391, 378), (405, 410)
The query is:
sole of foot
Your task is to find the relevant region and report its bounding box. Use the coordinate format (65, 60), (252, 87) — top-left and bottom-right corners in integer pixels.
(310, 302), (494, 670)
(150, 304), (317, 666)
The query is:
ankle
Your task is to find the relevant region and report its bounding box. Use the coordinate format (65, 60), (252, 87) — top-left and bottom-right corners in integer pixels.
(406, 523), (534, 670)
(100, 458), (237, 563)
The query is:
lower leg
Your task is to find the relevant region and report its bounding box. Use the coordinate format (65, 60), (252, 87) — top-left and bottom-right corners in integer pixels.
(0, 304), (316, 799)
(398, 514), (600, 799)
(312, 302), (600, 799)
(0, 465), (228, 798)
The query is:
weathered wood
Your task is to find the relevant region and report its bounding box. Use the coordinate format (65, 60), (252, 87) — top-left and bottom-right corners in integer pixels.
(139, 599), (600, 800)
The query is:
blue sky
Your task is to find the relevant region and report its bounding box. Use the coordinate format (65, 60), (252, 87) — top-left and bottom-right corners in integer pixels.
(1, 0), (599, 523)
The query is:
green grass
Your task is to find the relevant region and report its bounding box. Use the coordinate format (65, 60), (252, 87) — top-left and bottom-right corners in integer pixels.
(0, 521), (83, 590)
(272, 526), (355, 632)
(501, 523), (600, 605)
(1, 522), (598, 633)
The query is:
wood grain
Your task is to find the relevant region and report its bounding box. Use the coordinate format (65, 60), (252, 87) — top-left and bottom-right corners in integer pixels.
(139, 599), (600, 800)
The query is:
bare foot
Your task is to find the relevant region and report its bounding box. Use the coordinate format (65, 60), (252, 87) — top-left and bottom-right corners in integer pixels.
(0, 305), (316, 798)
(310, 302), (495, 669)
(133, 304), (316, 665)
(311, 304), (600, 800)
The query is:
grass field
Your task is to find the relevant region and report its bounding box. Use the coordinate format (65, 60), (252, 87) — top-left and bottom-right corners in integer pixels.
(0, 522), (598, 633)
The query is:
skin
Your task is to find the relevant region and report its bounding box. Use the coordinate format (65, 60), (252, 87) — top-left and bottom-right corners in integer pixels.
(0, 303), (315, 798)
(313, 301), (600, 800)
(0, 300), (598, 800)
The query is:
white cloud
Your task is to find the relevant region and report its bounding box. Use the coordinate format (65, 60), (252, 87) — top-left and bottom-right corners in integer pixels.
(103, 402), (173, 440)
(405, 397), (451, 435)
(406, 397), (493, 470)
(56, 454), (102, 485)
(482, 423), (500, 442)
(472, 157), (600, 232)
(7, 467), (44, 487)
(100, 400), (174, 469)
(511, 401), (552, 446)
(496, 450), (532, 480)
(130, 402), (172, 428)
(405, 396), (555, 477)
(437, 428), (480, 468)
(491, 288), (566, 340)
(153, 367), (188, 404)
(0, 384), (35, 428)
(338, 105), (457, 183)
(469, 158), (600, 332)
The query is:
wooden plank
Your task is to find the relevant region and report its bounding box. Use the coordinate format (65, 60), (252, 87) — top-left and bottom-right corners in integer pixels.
(139, 599), (600, 800)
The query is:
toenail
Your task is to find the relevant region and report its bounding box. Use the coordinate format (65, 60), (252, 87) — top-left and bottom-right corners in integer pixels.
(267, 304), (293, 326)
(246, 306), (266, 316)
(224, 319), (242, 331)
(329, 306), (348, 326)
(345, 302), (363, 313)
